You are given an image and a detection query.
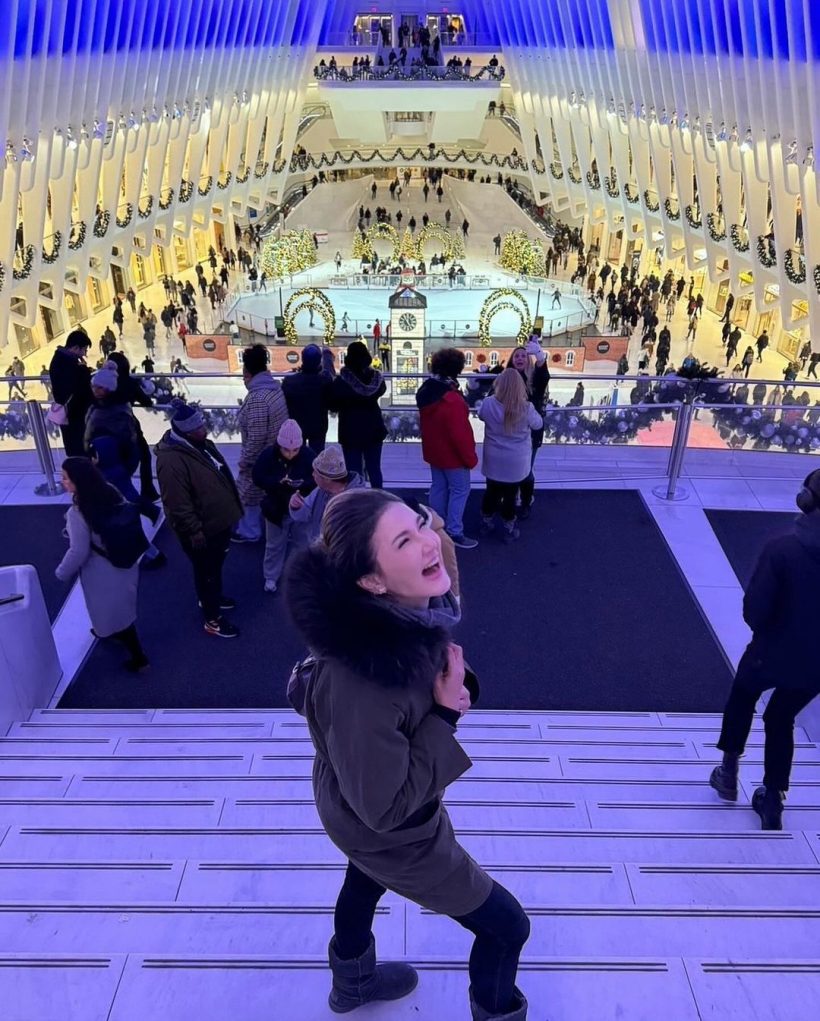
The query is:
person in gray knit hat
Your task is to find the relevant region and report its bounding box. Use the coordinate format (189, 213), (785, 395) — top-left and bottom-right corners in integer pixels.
(288, 444), (365, 543)
(84, 360), (139, 471)
(155, 399), (242, 638)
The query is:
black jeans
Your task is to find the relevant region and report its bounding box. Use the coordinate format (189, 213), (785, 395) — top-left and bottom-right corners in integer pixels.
(482, 479), (520, 522)
(342, 442), (383, 488)
(334, 863), (529, 1015)
(181, 528), (231, 621)
(717, 650), (816, 791)
(60, 419), (87, 457)
(519, 434), (542, 508)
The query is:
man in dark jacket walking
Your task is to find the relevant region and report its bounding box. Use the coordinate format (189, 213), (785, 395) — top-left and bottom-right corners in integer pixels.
(156, 400), (242, 638)
(710, 470), (820, 829)
(282, 344), (333, 452)
(416, 349), (478, 549)
(48, 329), (94, 456)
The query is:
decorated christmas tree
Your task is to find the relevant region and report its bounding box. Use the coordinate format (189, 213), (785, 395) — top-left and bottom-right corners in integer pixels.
(400, 227), (418, 262)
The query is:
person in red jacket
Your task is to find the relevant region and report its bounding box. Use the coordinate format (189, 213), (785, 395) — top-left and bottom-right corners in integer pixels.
(416, 348), (478, 549)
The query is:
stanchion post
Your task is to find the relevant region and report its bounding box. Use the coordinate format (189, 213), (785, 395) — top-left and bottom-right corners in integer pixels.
(654, 398), (694, 501)
(26, 400), (65, 497)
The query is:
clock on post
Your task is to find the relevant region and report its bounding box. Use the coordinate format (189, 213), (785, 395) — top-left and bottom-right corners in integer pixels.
(388, 286), (427, 405)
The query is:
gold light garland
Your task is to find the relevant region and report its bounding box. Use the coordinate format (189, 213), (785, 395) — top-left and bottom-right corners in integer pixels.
(400, 227), (419, 261)
(261, 229), (318, 279)
(353, 221), (401, 262)
(283, 288), (336, 346)
(499, 230), (544, 276)
(478, 288), (531, 347)
(415, 221), (464, 262)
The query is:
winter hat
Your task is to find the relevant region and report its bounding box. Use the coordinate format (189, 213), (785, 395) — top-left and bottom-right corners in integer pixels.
(277, 418), (303, 449)
(301, 344), (322, 371)
(312, 444), (348, 481)
(170, 397), (206, 434)
(91, 360), (119, 393)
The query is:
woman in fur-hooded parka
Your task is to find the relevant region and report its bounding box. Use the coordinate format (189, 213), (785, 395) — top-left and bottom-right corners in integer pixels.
(284, 543), (491, 917)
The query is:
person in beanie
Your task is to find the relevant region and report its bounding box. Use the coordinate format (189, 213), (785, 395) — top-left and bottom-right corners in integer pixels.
(49, 329), (94, 456)
(251, 419), (316, 594)
(84, 361), (140, 482)
(282, 343), (334, 452)
(416, 349), (478, 549)
(329, 341), (387, 487)
(155, 400), (242, 638)
(288, 444), (366, 543)
(233, 344), (288, 543)
(709, 470), (820, 830)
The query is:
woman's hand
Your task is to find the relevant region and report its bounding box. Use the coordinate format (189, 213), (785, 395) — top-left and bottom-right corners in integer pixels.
(289, 492), (305, 512)
(433, 643), (466, 711)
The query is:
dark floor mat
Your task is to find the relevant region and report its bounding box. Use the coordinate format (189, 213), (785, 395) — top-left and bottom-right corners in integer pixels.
(705, 509), (795, 588)
(0, 503), (71, 621)
(60, 490), (733, 712)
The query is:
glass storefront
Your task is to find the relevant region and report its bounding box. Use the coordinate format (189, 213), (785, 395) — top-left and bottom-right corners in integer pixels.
(63, 290), (83, 326)
(87, 276), (106, 313)
(173, 235), (191, 271)
(130, 252), (148, 288)
(152, 244), (167, 278)
(352, 13), (393, 45)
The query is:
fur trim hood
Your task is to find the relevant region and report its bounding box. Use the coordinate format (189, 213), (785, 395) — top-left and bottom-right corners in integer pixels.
(284, 544), (450, 687)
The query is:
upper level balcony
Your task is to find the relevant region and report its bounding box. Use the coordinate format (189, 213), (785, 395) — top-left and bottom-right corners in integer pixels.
(313, 58), (504, 86)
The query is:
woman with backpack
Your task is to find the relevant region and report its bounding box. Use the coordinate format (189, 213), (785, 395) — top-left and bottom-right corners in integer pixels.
(55, 457), (149, 671)
(285, 488), (529, 1020)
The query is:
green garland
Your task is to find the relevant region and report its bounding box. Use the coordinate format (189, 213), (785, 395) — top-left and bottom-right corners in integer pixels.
(42, 231), (62, 264)
(283, 288), (336, 345)
(478, 288), (531, 346)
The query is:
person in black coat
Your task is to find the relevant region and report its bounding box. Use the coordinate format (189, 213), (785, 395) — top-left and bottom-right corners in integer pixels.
(330, 341), (387, 488)
(48, 330), (94, 456)
(108, 352), (160, 503)
(710, 469), (820, 829)
(281, 344), (333, 452)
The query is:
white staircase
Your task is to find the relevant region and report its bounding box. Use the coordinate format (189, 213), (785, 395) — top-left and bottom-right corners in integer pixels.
(2, 707), (820, 1020)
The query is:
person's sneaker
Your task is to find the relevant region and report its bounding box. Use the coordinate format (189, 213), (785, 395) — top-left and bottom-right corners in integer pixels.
(479, 516), (495, 537)
(204, 618), (240, 639)
(518, 504), (532, 521)
(230, 532), (257, 544)
(264, 580), (278, 594)
(198, 596), (236, 611)
(502, 524), (520, 544)
(752, 786), (785, 830)
(447, 532), (478, 550)
(709, 764), (739, 802)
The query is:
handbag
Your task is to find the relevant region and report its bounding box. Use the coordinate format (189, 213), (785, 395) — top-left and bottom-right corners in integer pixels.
(287, 654), (318, 716)
(46, 401), (69, 426)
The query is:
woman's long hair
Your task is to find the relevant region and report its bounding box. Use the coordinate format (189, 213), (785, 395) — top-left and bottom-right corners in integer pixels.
(62, 456), (122, 524)
(491, 367), (529, 433)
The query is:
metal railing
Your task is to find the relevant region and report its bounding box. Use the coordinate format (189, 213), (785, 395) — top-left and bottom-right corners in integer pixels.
(7, 373), (820, 498)
(313, 63), (504, 83)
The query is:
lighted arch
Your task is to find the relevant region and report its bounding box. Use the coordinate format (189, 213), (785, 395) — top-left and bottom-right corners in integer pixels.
(283, 288), (336, 346)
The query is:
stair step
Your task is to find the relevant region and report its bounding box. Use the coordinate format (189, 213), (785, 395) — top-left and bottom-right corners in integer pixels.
(103, 955), (701, 1021)
(410, 904), (820, 958)
(0, 954), (126, 1021)
(8, 723), (274, 739)
(0, 755), (253, 776)
(0, 775), (72, 796)
(0, 799), (223, 827)
(587, 801), (820, 831)
(0, 861), (185, 901)
(1, 826), (815, 864)
(0, 739), (118, 756)
(218, 798), (590, 830)
(0, 903), (403, 956)
(626, 864), (820, 907)
(64, 773), (742, 803)
(684, 958), (820, 1020)
(176, 861), (633, 905)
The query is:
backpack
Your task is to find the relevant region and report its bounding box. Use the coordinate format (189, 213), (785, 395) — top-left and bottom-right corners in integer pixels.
(91, 502), (150, 569)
